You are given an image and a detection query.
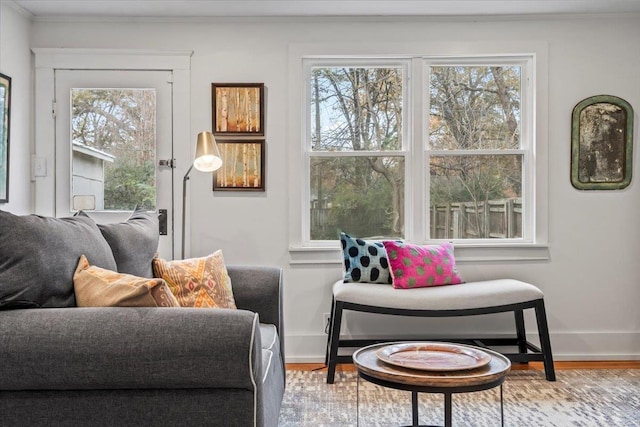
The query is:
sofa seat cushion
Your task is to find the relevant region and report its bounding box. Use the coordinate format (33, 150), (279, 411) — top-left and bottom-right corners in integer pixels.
(258, 322), (285, 426)
(333, 279), (543, 311)
(259, 323), (278, 352)
(0, 210), (117, 309)
(259, 323), (280, 383)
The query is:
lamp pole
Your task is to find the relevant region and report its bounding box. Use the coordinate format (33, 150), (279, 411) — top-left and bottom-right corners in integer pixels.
(180, 131), (222, 260)
(181, 163), (195, 260)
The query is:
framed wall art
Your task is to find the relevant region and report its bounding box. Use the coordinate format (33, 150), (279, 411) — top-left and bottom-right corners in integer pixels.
(0, 72), (11, 203)
(571, 95), (634, 190)
(211, 83), (264, 136)
(213, 140), (265, 191)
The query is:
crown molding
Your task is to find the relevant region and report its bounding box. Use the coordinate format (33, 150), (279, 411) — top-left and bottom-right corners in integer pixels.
(2, 0), (34, 19)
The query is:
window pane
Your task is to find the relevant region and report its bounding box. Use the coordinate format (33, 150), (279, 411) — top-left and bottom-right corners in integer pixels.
(71, 88), (156, 211)
(310, 67), (403, 152)
(430, 155), (522, 239)
(310, 156), (404, 239)
(429, 66), (521, 150)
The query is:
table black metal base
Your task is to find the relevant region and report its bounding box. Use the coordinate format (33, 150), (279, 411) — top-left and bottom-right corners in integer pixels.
(399, 391), (449, 427)
(400, 386), (503, 427)
(359, 372), (505, 427)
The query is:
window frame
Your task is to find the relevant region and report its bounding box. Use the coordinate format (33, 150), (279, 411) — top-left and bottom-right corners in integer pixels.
(303, 59), (412, 243)
(288, 42), (549, 264)
(423, 56), (534, 244)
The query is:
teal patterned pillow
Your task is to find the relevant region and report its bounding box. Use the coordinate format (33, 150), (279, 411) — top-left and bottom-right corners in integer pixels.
(340, 232), (392, 284)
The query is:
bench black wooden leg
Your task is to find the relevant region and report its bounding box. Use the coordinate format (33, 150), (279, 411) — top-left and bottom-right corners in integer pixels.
(326, 301), (344, 384)
(324, 298), (336, 366)
(514, 309), (528, 358)
(534, 299), (556, 381)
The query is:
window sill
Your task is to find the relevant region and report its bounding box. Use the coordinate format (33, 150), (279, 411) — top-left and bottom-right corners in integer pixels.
(289, 243), (550, 265)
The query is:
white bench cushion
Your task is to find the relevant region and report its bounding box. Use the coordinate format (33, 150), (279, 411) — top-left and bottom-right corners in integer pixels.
(333, 279), (543, 311)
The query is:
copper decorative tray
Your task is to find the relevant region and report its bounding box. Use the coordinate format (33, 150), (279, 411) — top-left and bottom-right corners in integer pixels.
(376, 342), (492, 372)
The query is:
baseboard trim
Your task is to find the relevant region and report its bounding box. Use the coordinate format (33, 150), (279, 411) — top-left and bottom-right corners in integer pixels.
(284, 331), (640, 363)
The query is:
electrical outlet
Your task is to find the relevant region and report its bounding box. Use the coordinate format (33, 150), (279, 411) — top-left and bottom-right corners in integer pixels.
(322, 312), (331, 334)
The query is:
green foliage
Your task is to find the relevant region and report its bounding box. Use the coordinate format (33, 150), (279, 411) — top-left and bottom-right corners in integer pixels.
(311, 158), (398, 240)
(430, 155), (522, 206)
(104, 159), (155, 210)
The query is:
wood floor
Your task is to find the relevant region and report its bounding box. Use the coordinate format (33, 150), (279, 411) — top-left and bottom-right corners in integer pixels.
(287, 361), (640, 371)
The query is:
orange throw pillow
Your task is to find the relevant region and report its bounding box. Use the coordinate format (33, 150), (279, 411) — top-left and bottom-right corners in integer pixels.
(152, 250), (236, 309)
(73, 255), (180, 307)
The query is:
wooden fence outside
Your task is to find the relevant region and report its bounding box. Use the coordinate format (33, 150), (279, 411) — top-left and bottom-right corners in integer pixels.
(430, 198), (522, 239)
(310, 197), (522, 239)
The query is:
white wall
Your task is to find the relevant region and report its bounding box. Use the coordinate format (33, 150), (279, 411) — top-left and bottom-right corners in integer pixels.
(0, 2), (31, 214)
(28, 14), (640, 361)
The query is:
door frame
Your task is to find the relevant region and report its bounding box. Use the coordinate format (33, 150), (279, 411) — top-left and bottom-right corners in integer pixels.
(33, 48), (192, 259)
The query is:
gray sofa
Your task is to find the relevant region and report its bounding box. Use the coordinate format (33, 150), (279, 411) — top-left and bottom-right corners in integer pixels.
(0, 209), (285, 427)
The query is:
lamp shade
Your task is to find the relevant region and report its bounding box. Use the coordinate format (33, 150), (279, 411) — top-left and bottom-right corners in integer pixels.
(193, 131), (223, 172)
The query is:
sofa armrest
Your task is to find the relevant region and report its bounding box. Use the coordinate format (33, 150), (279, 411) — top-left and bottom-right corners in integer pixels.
(0, 307), (262, 391)
(227, 266), (284, 360)
(227, 266), (283, 332)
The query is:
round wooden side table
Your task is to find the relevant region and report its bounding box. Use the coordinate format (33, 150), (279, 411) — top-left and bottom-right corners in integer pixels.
(352, 341), (511, 427)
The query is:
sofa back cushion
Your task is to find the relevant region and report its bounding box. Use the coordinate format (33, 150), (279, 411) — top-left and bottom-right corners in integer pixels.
(83, 207), (159, 278)
(0, 210), (117, 309)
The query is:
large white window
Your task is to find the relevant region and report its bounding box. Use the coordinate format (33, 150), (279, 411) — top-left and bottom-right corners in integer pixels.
(426, 59), (531, 242)
(302, 55), (536, 246)
(307, 61), (408, 241)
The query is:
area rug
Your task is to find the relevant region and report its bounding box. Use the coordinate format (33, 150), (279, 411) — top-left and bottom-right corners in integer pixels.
(279, 369), (640, 426)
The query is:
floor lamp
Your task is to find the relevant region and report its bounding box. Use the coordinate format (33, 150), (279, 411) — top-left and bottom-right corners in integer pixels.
(181, 131), (223, 259)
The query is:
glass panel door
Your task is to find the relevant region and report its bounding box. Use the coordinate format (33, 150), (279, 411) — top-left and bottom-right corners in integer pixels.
(55, 70), (173, 258)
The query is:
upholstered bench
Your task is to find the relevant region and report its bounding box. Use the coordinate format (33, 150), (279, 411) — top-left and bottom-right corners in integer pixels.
(325, 279), (555, 383)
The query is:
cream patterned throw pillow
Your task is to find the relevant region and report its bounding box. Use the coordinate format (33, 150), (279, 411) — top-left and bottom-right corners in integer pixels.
(152, 250), (237, 309)
(73, 255), (180, 307)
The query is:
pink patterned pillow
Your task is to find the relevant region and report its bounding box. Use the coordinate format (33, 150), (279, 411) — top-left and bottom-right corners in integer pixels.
(382, 241), (463, 289)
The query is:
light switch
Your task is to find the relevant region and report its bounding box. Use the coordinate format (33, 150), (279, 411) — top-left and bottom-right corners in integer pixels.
(32, 156), (47, 178)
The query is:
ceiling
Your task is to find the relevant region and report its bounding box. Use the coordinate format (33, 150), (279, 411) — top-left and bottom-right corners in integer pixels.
(10, 0), (640, 19)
